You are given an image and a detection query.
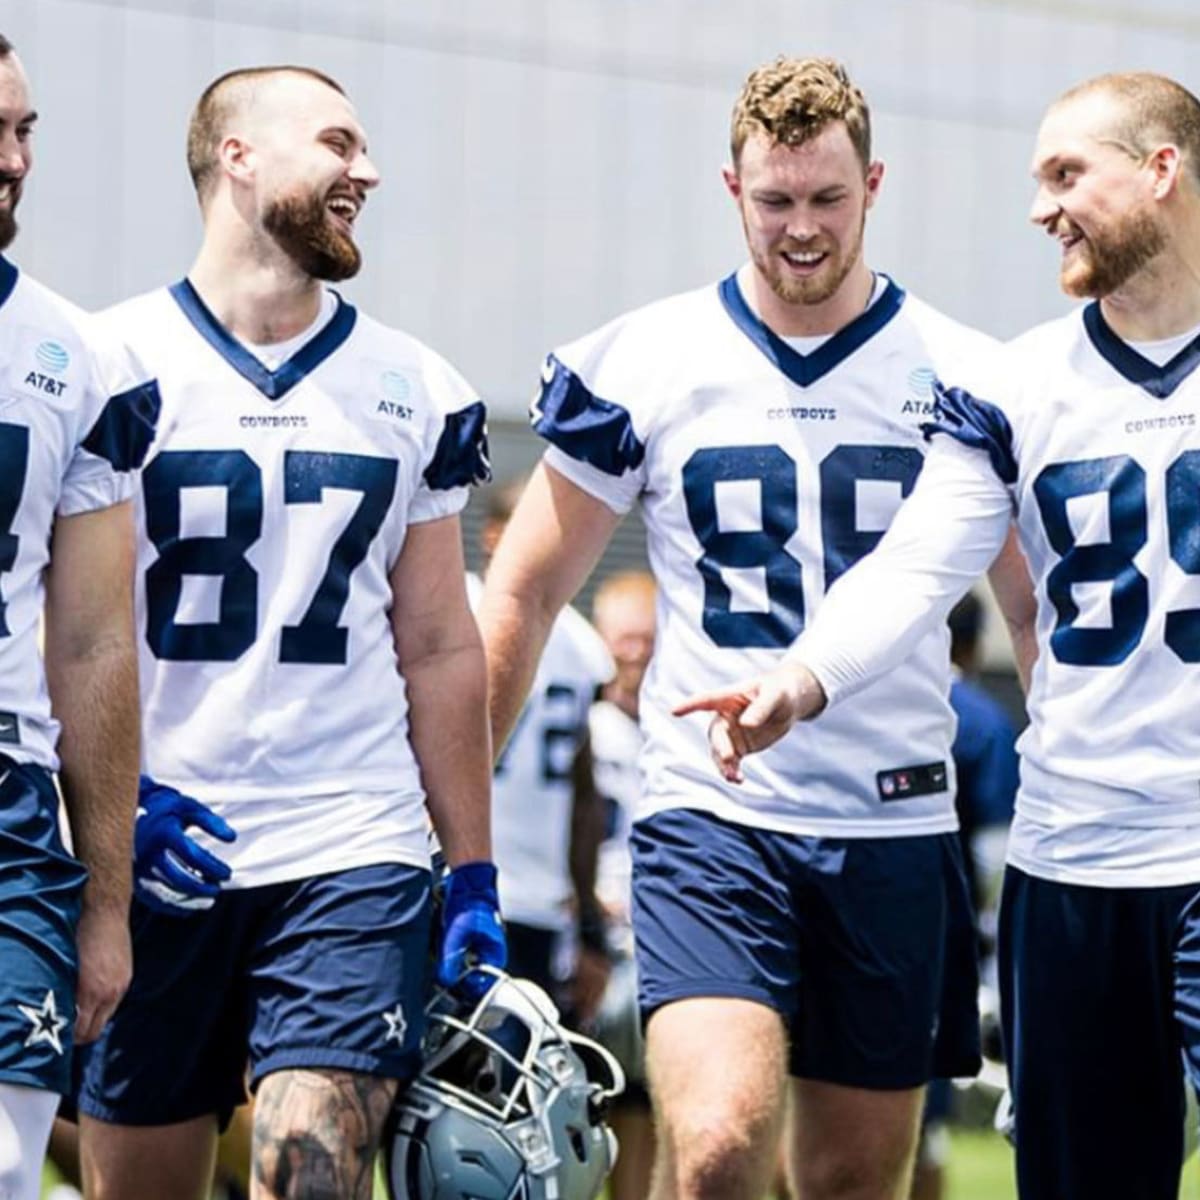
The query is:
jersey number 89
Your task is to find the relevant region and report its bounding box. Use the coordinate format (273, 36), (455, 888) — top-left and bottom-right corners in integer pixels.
(1034, 451), (1200, 666)
(682, 443), (922, 648)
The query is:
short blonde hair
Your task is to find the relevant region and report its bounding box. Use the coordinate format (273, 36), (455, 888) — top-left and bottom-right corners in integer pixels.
(1054, 72), (1200, 189)
(592, 570), (656, 627)
(730, 57), (871, 170)
(186, 65), (345, 202)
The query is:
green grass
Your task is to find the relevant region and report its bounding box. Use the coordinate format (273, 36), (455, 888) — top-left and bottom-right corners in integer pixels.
(944, 1129), (1016, 1198)
(944, 1128), (1200, 1199)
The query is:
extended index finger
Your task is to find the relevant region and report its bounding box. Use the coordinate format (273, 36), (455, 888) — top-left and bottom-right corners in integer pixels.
(672, 684), (757, 719)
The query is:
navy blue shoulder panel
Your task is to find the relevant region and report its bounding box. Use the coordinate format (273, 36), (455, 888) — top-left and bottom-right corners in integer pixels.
(423, 401), (492, 490)
(0, 257), (18, 313)
(921, 382), (1018, 485)
(1083, 302), (1200, 400)
(531, 354), (645, 477)
(81, 379), (162, 472)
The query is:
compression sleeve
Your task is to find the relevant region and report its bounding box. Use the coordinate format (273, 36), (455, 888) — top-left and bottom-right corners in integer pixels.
(793, 435), (1014, 705)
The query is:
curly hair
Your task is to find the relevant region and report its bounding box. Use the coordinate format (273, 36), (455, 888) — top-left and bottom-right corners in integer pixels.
(730, 57), (871, 170)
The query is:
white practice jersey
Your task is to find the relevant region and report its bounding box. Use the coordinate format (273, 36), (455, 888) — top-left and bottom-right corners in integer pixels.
(589, 698), (642, 928)
(473, 570), (612, 930)
(533, 272), (996, 836)
(796, 303), (1200, 886)
(0, 258), (155, 772)
(96, 281), (489, 886)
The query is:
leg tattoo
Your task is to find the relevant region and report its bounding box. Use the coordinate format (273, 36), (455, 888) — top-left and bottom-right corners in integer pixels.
(252, 1069), (398, 1200)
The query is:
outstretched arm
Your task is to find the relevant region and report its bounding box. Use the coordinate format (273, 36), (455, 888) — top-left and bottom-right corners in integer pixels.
(478, 463), (620, 757)
(43, 500), (139, 1043)
(676, 437), (1015, 780)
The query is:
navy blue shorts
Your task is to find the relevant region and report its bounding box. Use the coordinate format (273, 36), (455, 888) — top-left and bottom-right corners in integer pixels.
(631, 808), (980, 1089)
(999, 867), (1200, 1200)
(78, 861), (432, 1128)
(0, 759), (87, 1094)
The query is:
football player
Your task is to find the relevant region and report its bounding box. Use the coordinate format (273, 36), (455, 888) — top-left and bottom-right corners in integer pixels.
(680, 71), (1200, 1200)
(587, 570), (658, 1200)
(470, 476), (613, 1016)
(479, 56), (1007, 1200)
(76, 65), (504, 1200)
(0, 33), (151, 1200)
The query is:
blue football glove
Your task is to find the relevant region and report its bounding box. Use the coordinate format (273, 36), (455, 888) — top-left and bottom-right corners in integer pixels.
(134, 775), (237, 916)
(437, 861), (507, 1002)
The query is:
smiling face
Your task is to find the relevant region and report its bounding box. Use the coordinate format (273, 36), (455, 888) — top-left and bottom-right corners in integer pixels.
(725, 123), (881, 311)
(0, 51), (35, 253)
(1030, 91), (1168, 299)
(248, 73), (379, 280)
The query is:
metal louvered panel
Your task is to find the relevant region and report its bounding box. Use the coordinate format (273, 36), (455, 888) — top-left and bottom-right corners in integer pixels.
(463, 419), (649, 618)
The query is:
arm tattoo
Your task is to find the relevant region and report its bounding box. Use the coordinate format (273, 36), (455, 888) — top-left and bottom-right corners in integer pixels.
(252, 1068), (398, 1200)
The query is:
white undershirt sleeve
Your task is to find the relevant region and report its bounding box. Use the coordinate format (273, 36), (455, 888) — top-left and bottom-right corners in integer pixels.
(793, 435), (1015, 706)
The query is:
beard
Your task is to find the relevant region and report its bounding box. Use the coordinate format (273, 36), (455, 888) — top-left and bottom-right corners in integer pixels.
(0, 176), (22, 253)
(747, 207), (866, 308)
(262, 185), (361, 282)
(1060, 205), (1166, 299)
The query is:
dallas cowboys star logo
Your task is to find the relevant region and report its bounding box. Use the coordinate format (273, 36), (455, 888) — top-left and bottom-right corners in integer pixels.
(381, 1002), (408, 1046)
(19, 989), (67, 1056)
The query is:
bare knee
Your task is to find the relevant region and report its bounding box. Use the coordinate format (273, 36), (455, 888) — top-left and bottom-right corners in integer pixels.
(795, 1150), (899, 1200)
(647, 998), (787, 1200)
(664, 1111), (773, 1199)
(790, 1081), (923, 1200)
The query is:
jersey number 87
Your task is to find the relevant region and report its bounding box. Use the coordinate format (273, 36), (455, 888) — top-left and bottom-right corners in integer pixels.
(143, 447), (397, 665)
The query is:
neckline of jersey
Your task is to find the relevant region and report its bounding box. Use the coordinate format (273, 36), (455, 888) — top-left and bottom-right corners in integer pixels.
(0, 257), (17, 311)
(717, 271), (906, 389)
(1083, 301), (1200, 400)
(167, 278), (358, 401)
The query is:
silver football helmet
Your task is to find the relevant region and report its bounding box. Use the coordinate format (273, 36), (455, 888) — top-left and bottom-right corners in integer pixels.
(386, 969), (625, 1200)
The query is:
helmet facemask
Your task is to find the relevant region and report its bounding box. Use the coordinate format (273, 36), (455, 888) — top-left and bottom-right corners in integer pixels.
(387, 969), (625, 1200)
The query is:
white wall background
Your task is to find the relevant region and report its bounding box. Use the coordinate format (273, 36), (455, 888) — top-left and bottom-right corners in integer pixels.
(6, 0), (1199, 419)
(5, 0), (1199, 670)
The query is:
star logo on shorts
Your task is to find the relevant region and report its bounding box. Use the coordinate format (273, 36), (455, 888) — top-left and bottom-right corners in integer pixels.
(18, 989), (67, 1056)
(381, 1002), (408, 1046)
